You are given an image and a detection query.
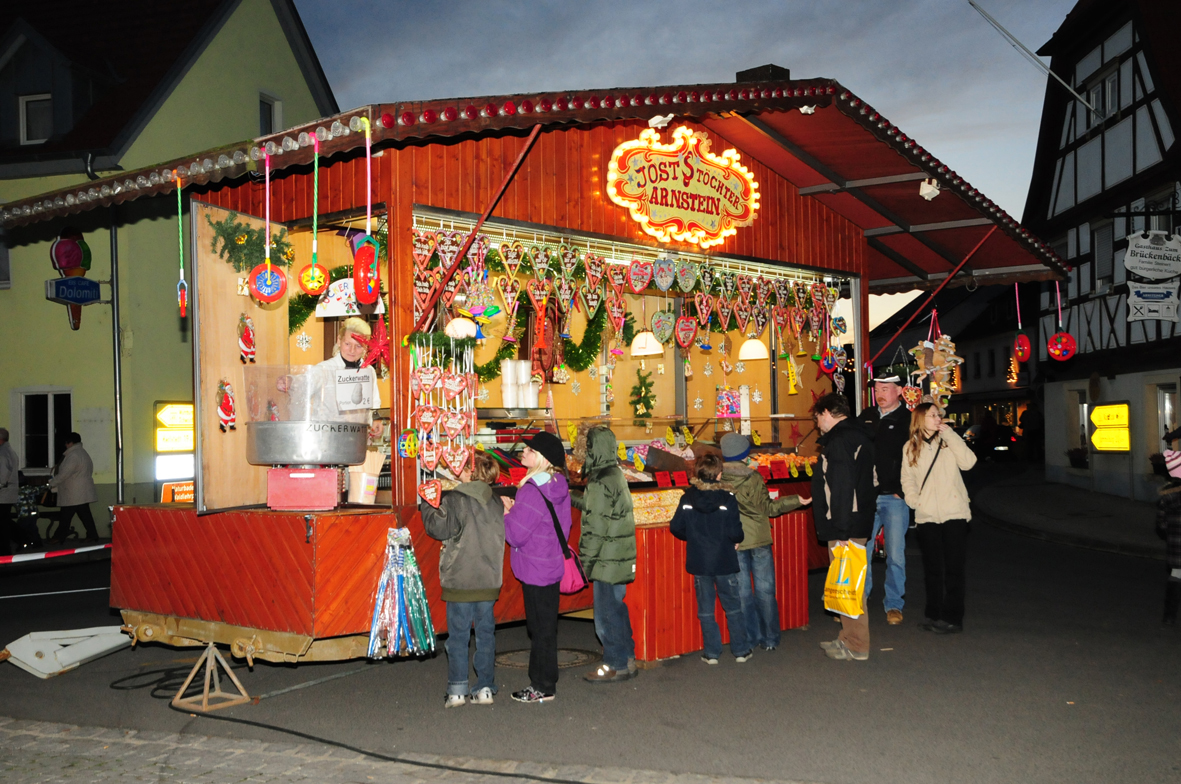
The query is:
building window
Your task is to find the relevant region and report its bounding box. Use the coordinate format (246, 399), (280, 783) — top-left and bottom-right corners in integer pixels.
(19, 94), (52, 145)
(1077, 391), (1089, 451)
(20, 390), (72, 471)
(987, 349), (996, 378)
(1160, 384), (1177, 446)
(259, 94), (282, 136)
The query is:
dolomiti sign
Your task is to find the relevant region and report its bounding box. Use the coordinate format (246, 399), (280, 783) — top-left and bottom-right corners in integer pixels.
(607, 126), (760, 249)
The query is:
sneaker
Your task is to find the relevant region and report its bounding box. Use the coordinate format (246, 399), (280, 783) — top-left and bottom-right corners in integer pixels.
(760, 643), (777, 651)
(735, 651), (754, 663)
(931, 620), (963, 635)
(886, 609), (903, 625)
(819, 639), (841, 651)
(627, 657), (638, 676)
(444, 694), (466, 709)
(824, 640), (868, 661)
(511, 686), (555, 703)
(469, 687), (494, 705)
(583, 664), (631, 684)
(700, 655), (719, 665)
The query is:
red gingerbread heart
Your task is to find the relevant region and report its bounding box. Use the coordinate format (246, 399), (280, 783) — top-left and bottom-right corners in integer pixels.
(606, 263), (627, 295)
(584, 253), (606, 290)
(444, 444), (471, 477)
(418, 479), (443, 508)
(732, 298), (751, 333)
(414, 366), (442, 394)
(441, 372), (467, 401)
(419, 439), (440, 472)
(715, 297), (734, 330)
(695, 293), (714, 327)
(434, 230), (464, 270)
(675, 316), (698, 348)
(413, 404), (441, 431)
(412, 229), (436, 272)
(442, 410), (468, 440)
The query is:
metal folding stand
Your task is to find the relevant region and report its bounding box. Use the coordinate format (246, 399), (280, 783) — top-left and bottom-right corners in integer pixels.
(171, 642), (252, 713)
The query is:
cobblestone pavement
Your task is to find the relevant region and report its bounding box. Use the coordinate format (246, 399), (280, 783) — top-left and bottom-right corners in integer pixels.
(0, 717), (814, 784)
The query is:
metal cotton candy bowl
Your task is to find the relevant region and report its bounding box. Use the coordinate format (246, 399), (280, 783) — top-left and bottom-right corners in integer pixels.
(242, 365), (369, 466)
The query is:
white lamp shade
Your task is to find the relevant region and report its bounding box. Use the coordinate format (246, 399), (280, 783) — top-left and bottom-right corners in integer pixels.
(630, 330), (664, 357)
(444, 317), (478, 338)
(738, 337), (770, 360)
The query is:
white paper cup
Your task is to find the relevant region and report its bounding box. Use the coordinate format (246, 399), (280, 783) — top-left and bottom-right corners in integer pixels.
(501, 359), (518, 386)
(502, 384), (519, 409)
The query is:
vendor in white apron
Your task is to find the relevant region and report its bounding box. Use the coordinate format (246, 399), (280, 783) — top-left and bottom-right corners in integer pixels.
(282, 317), (383, 438)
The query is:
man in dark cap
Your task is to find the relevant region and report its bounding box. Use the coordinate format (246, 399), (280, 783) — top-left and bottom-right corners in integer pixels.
(855, 365), (912, 625)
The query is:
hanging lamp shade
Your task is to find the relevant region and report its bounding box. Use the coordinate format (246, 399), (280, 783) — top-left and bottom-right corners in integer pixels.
(630, 329), (664, 357)
(738, 336), (770, 360)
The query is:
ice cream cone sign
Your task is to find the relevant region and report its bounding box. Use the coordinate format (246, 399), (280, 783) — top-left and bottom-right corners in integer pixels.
(50, 227), (92, 330)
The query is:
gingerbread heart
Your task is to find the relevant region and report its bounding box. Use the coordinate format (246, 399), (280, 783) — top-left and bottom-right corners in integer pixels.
(756, 277), (773, 308)
(555, 277), (576, 312)
(413, 268), (439, 313)
(721, 273), (737, 300)
(715, 297), (734, 330)
(751, 307), (769, 338)
(419, 479), (443, 507)
(530, 246), (551, 280)
(901, 385), (922, 411)
(500, 242), (525, 277)
(559, 245), (580, 278)
(792, 307), (808, 337)
(773, 305), (790, 330)
(653, 258), (676, 292)
(628, 260), (653, 294)
(810, 281), (828, 313)
(675, 316), (698, 348)
(581, 283), (604, 316)
(774, 279), (791, 306)
(412, 229), (436, 272)
(441, 372), (467, 401)
(676, 260), (698, 293)
(695, 293), (714, 327)
(419, 439), (440, 472)
(444, 443), (471, 477)
(413, 404), (441, 431)
(699, 266), (715, 293)
(497, 275), (522, 312)
(651, 309), (676, 345)
(414, 366), (442, 394)
(736, 275), (754, 302)
(442, 410), (468, 440)
(584, 253), (606, 290)
(793, 281), (809, 309)
(526, 277), (550, 313)
(606, 263), (627, 295)
(823, 286), (838, 313)
(606, 292), (627, 330)
(434, 230), (464, 271)
(466, 234), (490, 272)
(440, 273), (462, 308)
(732, 298), (751, 333)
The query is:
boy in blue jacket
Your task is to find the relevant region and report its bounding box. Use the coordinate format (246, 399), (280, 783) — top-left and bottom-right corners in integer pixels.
(669, 454), (752, 664)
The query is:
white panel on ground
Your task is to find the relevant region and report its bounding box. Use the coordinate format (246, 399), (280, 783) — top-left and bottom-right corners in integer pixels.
(5, 627), (130, 679)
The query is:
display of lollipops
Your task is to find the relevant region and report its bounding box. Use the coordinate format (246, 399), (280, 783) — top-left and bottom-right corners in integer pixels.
(1047, 280), (1075, 361)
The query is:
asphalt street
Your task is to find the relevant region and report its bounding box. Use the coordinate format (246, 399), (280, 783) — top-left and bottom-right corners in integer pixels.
(1, 468), (1178, 784)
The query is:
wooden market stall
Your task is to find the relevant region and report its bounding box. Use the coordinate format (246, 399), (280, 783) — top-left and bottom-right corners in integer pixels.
(1, 74), (1068, 682)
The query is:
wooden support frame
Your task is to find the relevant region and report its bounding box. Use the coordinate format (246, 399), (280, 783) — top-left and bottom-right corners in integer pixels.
(171, 642), (253, 713)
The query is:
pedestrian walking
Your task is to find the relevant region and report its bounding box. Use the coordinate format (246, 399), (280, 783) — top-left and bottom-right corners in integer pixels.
(1155, 450), (1181, 626)
(669, 454), (753, 664)
(420, 450), (505, 708)
(718, 432), (807, 651)
(856, 367), (913, 625)
(900, 403), (977, 634)
(0, 428), (18, 555)
(502, 432), (571, 704)
(811, 393), (877, 661)
(47, 433), (99, 543)
(571, 426), (638, 683)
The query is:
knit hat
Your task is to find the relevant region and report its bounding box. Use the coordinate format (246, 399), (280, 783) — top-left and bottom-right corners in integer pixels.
(719, 433), (751, 462)
(527, 431), (567, 471)
(1165, 450), (1181, 479)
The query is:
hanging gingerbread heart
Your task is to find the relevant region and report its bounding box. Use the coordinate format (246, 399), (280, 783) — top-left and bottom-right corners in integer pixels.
(736, 275), (755, 302)
(773, 305), (790, 330)
(751, 307), (769, 338)
(580, 283), (604, 316)
(444, 443), (472, 477)
(530, 246), (552, 280)
(584, 253), (606, 290)
(413, 403), (442, 431)
(412, 229), (436, 272)
(715, 296), (734, 330)
(732, 298), (751, 333)
(721, 272), (737, 300)
(1047, 331), (1076, 361)
(695, 292), (714, 327)
(414, 366), (443, 394)
(651, 309), (676, 344)
(774, 278), (791, 306)
(606, 291), (627, 330)
(675, 316), (698, 348)
(559, 245), (580, 279)
(467, 373), (479, 397)
(442, 410), (468, 440)
(414, 268), (438, 313)
(466, 234), (490, 273)
(441, 372), (467, 401)
(756, 277), (773, 309)
(792, 306), (808, 338)
(499, 241), (525, 277)
(653, 258), (676, 292)
(810, 281), (828, 314)
(793, 281), (809, 308)
(439, 273), (462, 308)
(628, 259), (653, 294)
(419, 439), (440, 472)
(698, 266), (715, 293)
(676, 260), (698, 293)
(496, 275), (522, 312)
(901, 385), (922, 411)
(554, 276), (576, 312)
(434, 230), (464, 271)
(824, 286), (838, 314)
(526, 277), (550, 314)
(418, 478), (443, 508)
(606, 263), (627, 295)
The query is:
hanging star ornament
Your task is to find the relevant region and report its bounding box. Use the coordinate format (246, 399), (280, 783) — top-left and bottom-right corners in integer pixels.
(694, 394), (704, 410)
(589, 365), (598, 380)
(752, 387), (763, 404)
(572, 379), (582, 396)
(296, 332), (311, 351)
(735, 361), (746, 374)
(703, 362), (714, 377)
(477, 386), (490, 403)
(353, 315), (391, 375)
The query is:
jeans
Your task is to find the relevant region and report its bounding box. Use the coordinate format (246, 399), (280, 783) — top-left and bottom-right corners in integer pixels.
(736, 546), (780, 648)
(593, 581), (635, 671)
(916, 520), (968, 626)
(865, 494), (909, 612)
(520, 581), (561, 693)
(694, 573), (750, 659)
(445, 600), (497, 696)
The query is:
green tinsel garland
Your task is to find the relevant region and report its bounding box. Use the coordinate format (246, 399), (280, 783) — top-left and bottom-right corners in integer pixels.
(561, 304), (606, 372)
(206, 212), (292, 272)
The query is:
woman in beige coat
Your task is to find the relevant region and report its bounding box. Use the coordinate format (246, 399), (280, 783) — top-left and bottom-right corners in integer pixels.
(900, 403), (976, 634)
(47, 433), (99, 543)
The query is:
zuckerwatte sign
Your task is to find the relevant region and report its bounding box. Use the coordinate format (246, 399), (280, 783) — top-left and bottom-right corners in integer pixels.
(606, 126), (759, 249)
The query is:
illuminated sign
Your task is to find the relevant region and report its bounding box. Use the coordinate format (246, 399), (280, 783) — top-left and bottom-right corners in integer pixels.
(156, 404), (194, 428)
(160, 481), (195, 503)
(156, 428), (195, 452)
(156, 454), (195, 481)
(607, 126), (759, 249)
(1090, 403), (1130, 452)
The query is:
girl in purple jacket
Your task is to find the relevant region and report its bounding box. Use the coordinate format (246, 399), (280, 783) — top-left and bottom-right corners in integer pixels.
(502, 432), (572, 703)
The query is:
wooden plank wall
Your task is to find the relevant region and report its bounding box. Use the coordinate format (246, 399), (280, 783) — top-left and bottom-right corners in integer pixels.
(199, 118), (870, 506)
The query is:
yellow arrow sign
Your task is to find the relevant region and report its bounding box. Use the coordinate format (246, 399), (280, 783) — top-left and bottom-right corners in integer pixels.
(156, 403), (194, 428)
(1090, 403), (1129, 429)
(156, 427), (195, 453)
(1090, 427), (1130, 452)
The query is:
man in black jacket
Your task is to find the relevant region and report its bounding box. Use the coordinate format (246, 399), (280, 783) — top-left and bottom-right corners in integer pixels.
(811, 393), (876, 661)
(856, 366), (913, 626)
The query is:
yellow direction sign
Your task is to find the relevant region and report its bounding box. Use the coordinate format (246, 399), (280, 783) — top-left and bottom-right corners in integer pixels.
(1090, 427), (1130, 452)
(156, 428), (195, 452)
(156, 403), (194, 428)
(1090, 403), (1129, 428)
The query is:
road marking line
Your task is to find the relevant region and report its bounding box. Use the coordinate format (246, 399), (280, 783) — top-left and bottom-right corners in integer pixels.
(0, 586), (110, 600)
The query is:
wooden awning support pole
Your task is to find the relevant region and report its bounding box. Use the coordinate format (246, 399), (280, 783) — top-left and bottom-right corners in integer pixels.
(868, 225), (997, 368)
(411, 123), (544, 333)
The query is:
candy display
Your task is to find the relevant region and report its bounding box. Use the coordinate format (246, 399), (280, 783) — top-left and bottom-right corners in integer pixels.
(368, 528), (436, 658)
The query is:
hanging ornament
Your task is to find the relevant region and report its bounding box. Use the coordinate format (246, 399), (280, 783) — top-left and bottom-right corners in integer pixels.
(216, 380), (236, 432)
(785, 359), (799, 394)
(173, 178), (187, 320)
(698, 265), (715, 293)
(477, 386), (490, 403)
(675, 316), (698, 348)
(353, 118), (380, 305)
(248, 262), (286, 303)
(1047, 281), (1075, 362)
(499, 241), (525, 277)
(651, 309), (676, 344)
(736, 275), (755, 302)
(683, 356), (693, 379)
(694, 394), (704, 410)
(296, 332), (311, 352)
(559, 245), (579, 278)
(552, 364), (571, 384)
(584, 253), (606, 290)
(831, 316), (847, 336)
(1013, 282), (1031, 362)
(606, 263), (628, 296)
(298, 263), (329, 296)
(653, 258), (676, 291)
(580, 282), (604, 316)
(676, 260), (698, 292)
(298, 137), (329, 296)
(530, 246), (552, 280)
(354, 316), (392, 375)
(735, 361), (747, 374)
(695, 292), (715, 327)
(628, 259), (653, 293)
(398, 430), (419, 460)
(703, 361), (714, 377)
(418, 479), (443, 508)
(571, 379), (581, 395)
(237, 314), (256, 364)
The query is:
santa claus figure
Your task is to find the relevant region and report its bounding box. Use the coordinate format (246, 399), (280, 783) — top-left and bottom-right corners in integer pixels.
(217, 380), (237, 432)
(238, 314), (256, 364)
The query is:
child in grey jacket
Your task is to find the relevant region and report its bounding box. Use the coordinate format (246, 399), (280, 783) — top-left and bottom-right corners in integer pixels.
(421, 451), (505, 708)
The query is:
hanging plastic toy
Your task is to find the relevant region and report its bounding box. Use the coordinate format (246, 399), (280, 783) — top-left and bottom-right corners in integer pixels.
(1047, 280), (1076, 361)
(352, 116), (380, 305)
(175, 172), (188, 318)
(297, 136), (329, 296)
(368, 528), (436, 658)
(1012, 282), (1031, 362)
(248, 153), (287, 304)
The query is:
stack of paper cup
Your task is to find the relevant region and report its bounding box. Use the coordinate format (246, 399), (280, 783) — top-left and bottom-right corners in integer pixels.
(524, 381), (541, 408)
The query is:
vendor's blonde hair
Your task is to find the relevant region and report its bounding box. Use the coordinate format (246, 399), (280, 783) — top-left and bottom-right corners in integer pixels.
(333, 317), (372, 356)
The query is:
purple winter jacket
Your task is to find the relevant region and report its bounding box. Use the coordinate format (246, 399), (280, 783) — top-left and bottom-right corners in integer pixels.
(504, 474), (572, 586)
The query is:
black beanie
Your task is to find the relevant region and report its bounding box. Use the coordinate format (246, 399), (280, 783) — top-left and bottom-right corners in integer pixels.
(527, 432), (567, 471)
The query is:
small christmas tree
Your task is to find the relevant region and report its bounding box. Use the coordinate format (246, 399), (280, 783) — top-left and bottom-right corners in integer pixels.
(629, 368), (656, 426)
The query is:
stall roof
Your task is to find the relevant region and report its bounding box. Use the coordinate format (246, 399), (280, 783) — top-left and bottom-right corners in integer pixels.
(0, 74), (1065, 293)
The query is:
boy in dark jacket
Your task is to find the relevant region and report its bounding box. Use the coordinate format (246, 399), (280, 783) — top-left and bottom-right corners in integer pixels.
(670, 454), (753, 664)
(571, 426), (638, 683)
(421, 451), (506, 708)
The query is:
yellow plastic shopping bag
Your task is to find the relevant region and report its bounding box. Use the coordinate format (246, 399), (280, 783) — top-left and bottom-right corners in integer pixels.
(823, 540), (868, 618)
